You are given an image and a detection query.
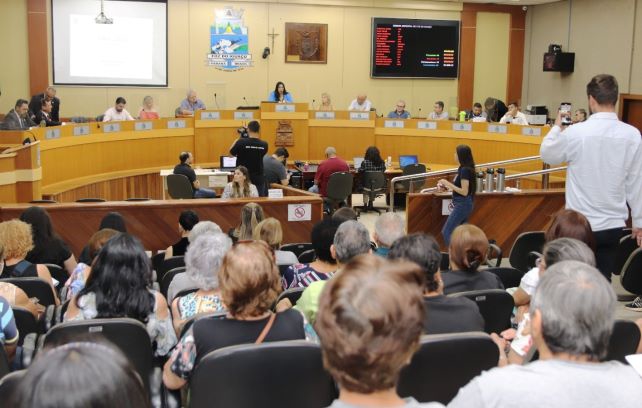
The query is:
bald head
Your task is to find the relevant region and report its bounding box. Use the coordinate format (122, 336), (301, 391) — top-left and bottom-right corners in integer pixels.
(356, 94), (367, 105)
(325, 146), (337, 158)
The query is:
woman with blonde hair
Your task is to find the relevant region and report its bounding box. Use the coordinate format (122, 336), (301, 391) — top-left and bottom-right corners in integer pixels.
(138, 95), (159, 120)
(221, 166), (259, 199)
(230, 202), (264, 242)
(253, 218), (298, 265)
(319, 93), (333, 111)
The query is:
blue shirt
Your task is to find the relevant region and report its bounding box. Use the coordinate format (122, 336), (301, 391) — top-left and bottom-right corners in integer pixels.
(268, 91), (293, 103)
(179, 98), (206, 113)
(0, 296), (18, 345)
(387, 110), (410, 119)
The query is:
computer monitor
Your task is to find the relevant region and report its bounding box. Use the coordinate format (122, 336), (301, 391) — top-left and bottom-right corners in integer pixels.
(353, 157), (364, 169)
(220, 156), (237, 169)
(399, 155), (419, 168)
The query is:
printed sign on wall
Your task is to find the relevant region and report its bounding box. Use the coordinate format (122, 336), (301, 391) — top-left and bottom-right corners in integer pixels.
(207, 7), (253, 71)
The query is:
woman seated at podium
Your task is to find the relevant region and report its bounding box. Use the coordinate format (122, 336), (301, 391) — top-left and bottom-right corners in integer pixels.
(318, 92), (333, 111)
(138, 96), (159, 120)
(221, 166), (259, 199)
(267, 81), (293, 103)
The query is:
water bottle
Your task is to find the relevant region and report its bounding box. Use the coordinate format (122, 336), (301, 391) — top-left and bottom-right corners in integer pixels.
(303, 162), (309, 171)
(40, 120), (46, 128)
(496, 168), (506, 192)
(458, 111), (466, 122)
(476, 171), (485, 193)
(484, 168), (495, 192)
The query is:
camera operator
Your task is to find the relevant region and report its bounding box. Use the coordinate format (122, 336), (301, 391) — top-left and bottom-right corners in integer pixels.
(230, 120), (269, 196)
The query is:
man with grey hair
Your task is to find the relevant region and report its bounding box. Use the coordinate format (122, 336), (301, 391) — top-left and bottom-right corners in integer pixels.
(449, 260), (642, 408)
(294, 220), (371, 323)
(311, 146), (349, 198)
(179, 89), (206, 115)
(188, 221), (222, 243)
(167, 232), (231, 302)
(373, 213), (405, 257)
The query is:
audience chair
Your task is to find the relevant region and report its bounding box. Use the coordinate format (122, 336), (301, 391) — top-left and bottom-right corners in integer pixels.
(620, 248), (642, 297)
(449, 289), (514, 334)
(150, 252), (166, 277)
(485, 267), (525, 289)
(179, 311), (227, 339)
(0, 346), (10, 381)
(297, 249), (316, 264)
(41, 318), (153, 393)
(173, 288), (198, 302)
(156, 256), (185, 284)
(399, 163), (427, 193)
(508, 231), (546, 272)
(273, 287), (306, 311)
(398, 332), (498, 404)
(43, 263), (69, 287)
(75, 198), (106, 202)
(607, 320), (641, 364)
(189, 340), (337, 408)
(12, 307), (40, 347)
(485, 243), (503, 267)
(1, 277), (57, 307)
(324, 172), (353, 214)
(167, 174), (194, 199)
(354, 171), (387, 215)
(0, 370), (25, 401)
(614, 235), (639, 276)
(280, 243), (313, 259)
(160, 266), (186, 300)
(440, 252), (450, 272)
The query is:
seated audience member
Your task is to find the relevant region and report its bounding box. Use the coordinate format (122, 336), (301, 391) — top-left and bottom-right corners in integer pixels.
(179, 89), (206, 115)
(502, 238), (596, 365)
(448, 261), (642, 408)
(163, 241), (314, 390)
(9, 342), (151, 408)
(295, 220), (372, 323)
(103, 97), (134, 122)
(20, 206), (77, 275)
(441, 224), (503, 294)
(0, 220), (57, 298)
(29, 86), (60, 122)
(466, 102), (487, 122)
(574, 108), (588, 123)
(319, 92), (333, 111)
(2, 99), (35, 130)
(170, 233), (232, 333)
(65, 228), (119, 300)
(138, 95), (160, 120)
(222, 165), (259, 199)
(311, 146), (350, 198)
(78, 212), (127, 264)
(34, 99), (61, 127)
(484, 97), (508, 123)
(332, 207), (358, 223)
(0, 295), (18, 360)
(253, 218), (298, 265)
(173, 151), (217, 198)
(513, 209), (595, 309)
(0, 245), (40, 316)
(164, 210), (199, 260)
(499, 102), (529, 125)
(387, 100), (410, 119)
(348, 94), (372, 111)
(389, 234), (484, 334)
(229, 202), (264, 242)
(263, 147), (290, 187)
(167, 221), (223, 301)
(316, 254), (444, 408)
(282, 219), (342, 290)
(358, 146), (387, 206)
(428, 100), (449, 120)
(65, 233), (177, 357)
(268, 81), (293, 103)
(373, 212), (405, 257)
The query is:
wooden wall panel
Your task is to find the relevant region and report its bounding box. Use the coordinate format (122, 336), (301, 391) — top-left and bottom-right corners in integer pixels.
(46, 173), (165, 202)
(27, 0), (48, 95)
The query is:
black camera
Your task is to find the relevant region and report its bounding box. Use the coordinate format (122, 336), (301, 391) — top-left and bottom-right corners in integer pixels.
(237, 127), (249, 138)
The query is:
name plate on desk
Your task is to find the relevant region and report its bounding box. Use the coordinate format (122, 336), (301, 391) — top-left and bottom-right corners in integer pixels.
(452, 123), (472, 132)
(384, 120), (405, 128)
(350, 112), (370, 120)
(135, 121), (153, 131)
(417, 121), (437, 130)
(45, 128), (61, 139)
(167, 120), (186, 129)
(73, 125), (90, 136)
(201, 111), (221, 120)
(522, 127), (542, 136)
(487, 124), (507, 134)
(275, 104), (295, 112)
(103, 123), (121, 133)
(234, 111), (254, 120)
(315, 111), (335, 119)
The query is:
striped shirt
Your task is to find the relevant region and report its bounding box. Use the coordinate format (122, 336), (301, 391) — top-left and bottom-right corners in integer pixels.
(281, 263), (336, 290)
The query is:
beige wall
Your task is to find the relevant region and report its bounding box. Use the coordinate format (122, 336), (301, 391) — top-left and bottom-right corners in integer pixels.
(522, 0), (642, 112)
(472, 12), (510, 105)
(0, 0), (30, 114)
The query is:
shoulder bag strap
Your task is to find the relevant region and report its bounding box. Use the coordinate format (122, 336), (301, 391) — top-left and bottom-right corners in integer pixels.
(255, 313), (277, 344)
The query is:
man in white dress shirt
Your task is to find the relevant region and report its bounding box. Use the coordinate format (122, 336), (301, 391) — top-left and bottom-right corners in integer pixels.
(428, 101), (449, 120)
(540, 74), (642, 287)
(499, 102), (529, 125)
(348, 94), (372, 111)
(103, 97), (134, 122)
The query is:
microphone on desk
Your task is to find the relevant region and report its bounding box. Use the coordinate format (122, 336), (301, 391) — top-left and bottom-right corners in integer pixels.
(214, 93), (220, 109)
(242, 96), (248, 106)
(311, 99), (316, 110)
(23, 129), (38, 145)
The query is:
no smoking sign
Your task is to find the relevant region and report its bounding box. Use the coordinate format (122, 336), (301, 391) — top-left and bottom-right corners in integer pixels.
(288, 204), (312, 221)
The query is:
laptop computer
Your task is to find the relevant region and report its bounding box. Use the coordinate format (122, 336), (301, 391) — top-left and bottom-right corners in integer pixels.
(353, 157), (364, 169)
(219, 156), (237, 171)
(399, 155), (419, 168)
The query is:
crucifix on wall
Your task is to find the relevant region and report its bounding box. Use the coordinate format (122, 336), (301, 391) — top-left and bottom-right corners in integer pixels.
(267, 28), (279, 53)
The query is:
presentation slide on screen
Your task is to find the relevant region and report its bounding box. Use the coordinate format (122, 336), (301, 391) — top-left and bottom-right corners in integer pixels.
(53, 0), (167, 86)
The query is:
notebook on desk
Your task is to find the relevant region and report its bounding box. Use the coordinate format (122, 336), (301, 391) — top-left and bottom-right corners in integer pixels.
(353, 157), (364, 169)
(399, 155), (419, 168)
(219, 156), (237, 171)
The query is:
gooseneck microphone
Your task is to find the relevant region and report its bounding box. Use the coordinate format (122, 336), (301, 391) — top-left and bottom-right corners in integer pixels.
(311, 99), (316, 110)
(214, 93), (220, 109)
(242, 96), (248, 106)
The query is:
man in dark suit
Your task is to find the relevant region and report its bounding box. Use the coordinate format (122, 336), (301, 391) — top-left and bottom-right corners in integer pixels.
(34, 99), (61, 127)
(29, 86), (60, 122)
(2, 99), (35, 130)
